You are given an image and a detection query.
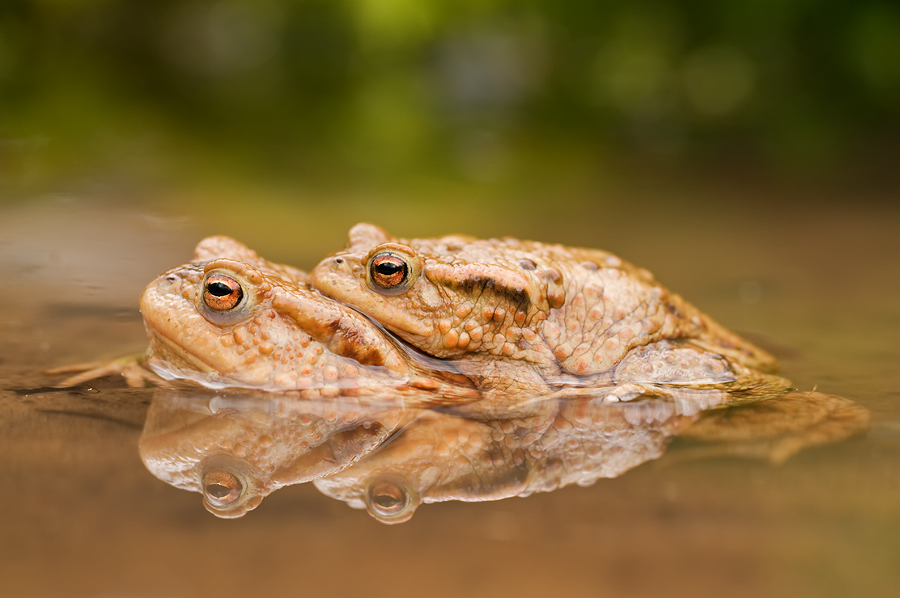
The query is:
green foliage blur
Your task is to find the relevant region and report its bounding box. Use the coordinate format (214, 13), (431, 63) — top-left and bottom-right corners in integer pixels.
(1, 0), (899, 194)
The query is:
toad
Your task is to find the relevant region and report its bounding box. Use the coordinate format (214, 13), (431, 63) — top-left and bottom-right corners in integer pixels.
(52, 236), (478, 408)
(310, 224), (792, 401)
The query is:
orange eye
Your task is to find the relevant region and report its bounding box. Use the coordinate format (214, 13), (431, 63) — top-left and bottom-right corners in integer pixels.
(370, 253), (409, 290)
(202, 470), (243, 507)
(203, 274), (244, 311)
(364, 245), (421, 296)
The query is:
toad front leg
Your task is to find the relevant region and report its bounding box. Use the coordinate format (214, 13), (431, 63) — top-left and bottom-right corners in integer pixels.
(46, 351), (168, 388)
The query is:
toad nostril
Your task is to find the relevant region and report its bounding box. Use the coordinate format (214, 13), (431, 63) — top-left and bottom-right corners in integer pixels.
(334, 257), (344, 265)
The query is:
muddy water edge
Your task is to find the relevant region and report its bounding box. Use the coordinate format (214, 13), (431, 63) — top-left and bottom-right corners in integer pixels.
(2, 196), (899, 598)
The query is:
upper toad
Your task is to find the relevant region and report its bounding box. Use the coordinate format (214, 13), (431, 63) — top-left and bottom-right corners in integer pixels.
(310, 223), (791, 401)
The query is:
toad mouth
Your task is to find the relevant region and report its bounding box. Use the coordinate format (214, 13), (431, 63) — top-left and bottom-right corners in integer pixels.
(145, 327), (217, 375)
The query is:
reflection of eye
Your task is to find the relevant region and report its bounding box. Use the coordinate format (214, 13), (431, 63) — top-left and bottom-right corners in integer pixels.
(369, 480), (407, 515)
(369, 253), (409, 290)
(202, 470), (244, 507)
(365, 476), (418, 524)
(203, 274), (244, 311)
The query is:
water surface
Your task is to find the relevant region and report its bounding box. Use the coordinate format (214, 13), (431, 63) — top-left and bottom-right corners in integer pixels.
(2, 196), (899, 598)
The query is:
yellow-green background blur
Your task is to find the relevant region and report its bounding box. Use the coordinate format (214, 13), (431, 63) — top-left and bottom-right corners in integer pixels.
(2, 0), (898, 216)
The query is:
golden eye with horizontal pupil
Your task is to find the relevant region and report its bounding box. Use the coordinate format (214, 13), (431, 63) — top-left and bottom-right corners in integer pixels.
(202, 470), (243, 507)
(370, 253), (409, 290)
(203, 274), (244, 311)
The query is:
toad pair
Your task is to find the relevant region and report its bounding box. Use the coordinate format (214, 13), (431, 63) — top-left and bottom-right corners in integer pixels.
(59, 223), (791, 407)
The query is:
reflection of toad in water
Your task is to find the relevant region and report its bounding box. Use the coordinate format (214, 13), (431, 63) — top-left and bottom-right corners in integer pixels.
(139, 389), (868, 523)
(139, 393), (410, 518)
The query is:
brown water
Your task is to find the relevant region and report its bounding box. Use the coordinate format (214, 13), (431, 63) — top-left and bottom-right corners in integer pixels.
(2, 193), (899, 598)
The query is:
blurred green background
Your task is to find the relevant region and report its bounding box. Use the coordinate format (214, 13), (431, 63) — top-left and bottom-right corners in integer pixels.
(1, 0), (898, 213)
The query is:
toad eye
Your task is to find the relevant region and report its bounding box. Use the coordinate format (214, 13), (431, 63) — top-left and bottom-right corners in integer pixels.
(202, 470), (244, 508)
(203, 274), (244, 311)
(369, 253), (409, 291)
(364, 244), (421, 295)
